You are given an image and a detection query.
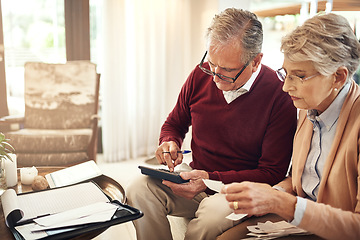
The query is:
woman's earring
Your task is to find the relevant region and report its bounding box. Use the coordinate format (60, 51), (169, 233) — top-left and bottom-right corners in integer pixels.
(334, 88), (338, 91)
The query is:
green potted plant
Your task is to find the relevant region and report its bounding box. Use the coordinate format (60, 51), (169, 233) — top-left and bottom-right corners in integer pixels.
(0, 132), (15, 162)
(0, 132), (15, 192)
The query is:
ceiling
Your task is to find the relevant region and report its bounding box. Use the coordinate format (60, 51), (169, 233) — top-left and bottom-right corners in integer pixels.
(252, 0), (360, 17)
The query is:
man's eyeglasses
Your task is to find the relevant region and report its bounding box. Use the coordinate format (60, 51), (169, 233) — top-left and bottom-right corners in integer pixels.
(276, 68), (320, 83)
(198, 51), (249, 83)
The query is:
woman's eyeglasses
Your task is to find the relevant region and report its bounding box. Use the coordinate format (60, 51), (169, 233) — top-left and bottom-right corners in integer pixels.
(276, 68), (320, 83)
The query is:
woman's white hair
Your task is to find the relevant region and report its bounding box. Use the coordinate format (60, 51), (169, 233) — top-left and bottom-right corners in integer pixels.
(281, 13), (360, 80)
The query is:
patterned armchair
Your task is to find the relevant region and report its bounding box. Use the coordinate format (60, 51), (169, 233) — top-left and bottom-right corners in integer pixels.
(0, 61), (100, 167)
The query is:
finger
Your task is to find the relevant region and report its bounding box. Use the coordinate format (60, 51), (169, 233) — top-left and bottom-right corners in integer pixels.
(221, 185), (228, 194)
(156, 151), (169, 165)
(168, 147), (180, 160)
(179, 172), (190, 180)
(155, 148), (167, 165)
(173, 154), (183, 167)
(163, 152), (175, 171)
(162, 180), (172, 187)
(155, 152), (164, 165)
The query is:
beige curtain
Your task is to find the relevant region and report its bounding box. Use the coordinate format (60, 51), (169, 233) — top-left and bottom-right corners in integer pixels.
(101, 0), (203, 162)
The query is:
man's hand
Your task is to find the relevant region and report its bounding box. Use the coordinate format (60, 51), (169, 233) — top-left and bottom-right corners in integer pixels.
(155, 141), (183, 171)
(162, 170), (209, 199)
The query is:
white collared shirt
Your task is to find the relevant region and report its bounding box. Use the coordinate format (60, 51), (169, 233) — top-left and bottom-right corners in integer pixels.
(291, 81), (351, 226)
(302, 81), (350, 201)
(222, 65), (261, 104)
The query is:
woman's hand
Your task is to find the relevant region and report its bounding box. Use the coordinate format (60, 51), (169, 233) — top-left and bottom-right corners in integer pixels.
(222, 181), (297, 221)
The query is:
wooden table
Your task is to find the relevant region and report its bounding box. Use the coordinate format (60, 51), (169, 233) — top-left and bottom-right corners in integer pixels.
(0, 166), (126, 240)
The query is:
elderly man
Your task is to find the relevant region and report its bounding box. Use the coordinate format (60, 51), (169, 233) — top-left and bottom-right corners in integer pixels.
(127, 8), (297, 240)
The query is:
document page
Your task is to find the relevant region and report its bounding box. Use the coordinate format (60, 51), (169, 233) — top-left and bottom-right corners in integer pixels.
(1, 181), (109, 226)
(45, 160), (102, 188)
(18, 182), (109, 222)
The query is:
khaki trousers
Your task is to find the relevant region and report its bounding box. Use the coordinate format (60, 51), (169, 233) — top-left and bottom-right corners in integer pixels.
(126, 175), (237, 240)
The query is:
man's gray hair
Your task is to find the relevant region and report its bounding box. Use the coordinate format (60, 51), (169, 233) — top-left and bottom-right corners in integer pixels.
(206, 8), (263, 63)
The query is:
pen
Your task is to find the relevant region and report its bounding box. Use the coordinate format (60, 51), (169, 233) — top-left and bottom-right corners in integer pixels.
(162, 150), (191, 154)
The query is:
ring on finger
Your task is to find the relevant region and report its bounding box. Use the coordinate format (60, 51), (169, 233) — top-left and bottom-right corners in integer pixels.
(233, 201), (238, 210)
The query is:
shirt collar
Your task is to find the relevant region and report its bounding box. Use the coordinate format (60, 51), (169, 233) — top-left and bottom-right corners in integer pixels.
(307, 82), (351, 131)
(242, 64), (261, 92)
(222, 64), (262, 104)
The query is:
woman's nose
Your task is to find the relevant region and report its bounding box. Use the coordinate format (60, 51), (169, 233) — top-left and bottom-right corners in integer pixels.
(282, 77), (292, 93)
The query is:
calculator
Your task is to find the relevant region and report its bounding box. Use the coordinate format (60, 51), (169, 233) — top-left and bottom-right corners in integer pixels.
(138, 166), (190, 184)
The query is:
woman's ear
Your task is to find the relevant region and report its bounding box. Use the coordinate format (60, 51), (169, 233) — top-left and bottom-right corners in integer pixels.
(334, 66), (348, 89)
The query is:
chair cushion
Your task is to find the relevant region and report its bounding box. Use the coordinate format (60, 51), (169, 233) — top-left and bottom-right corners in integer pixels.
(16, 152), (89, 167)
(7, 128), (92, 153)
(25, 104), (95, 129)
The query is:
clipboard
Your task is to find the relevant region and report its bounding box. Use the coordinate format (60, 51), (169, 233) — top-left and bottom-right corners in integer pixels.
(10, 200), (142, 240)
(2, 180), (143, 240)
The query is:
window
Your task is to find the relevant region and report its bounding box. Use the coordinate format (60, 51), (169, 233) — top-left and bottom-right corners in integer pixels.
(2, 0), (65, 115)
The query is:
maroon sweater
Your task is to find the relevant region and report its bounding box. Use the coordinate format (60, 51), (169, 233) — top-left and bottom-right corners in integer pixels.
(160, 64), (297, 185)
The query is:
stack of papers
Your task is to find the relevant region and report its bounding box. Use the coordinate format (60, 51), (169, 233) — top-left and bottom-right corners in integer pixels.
(16, 202), (118, 240)
(244, 220), (310, 239)
(32, 202), (118, 231)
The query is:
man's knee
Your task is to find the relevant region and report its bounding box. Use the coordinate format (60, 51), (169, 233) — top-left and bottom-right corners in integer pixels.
(127, 175), (154, 205)
(197, 194), (232, 218)
(185, 194), (234, 239)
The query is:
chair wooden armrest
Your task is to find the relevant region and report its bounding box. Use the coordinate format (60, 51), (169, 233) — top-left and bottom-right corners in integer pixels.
(87, 73), (101, 162)
(91, 114), (101, 121)
(0, 115), (25, 125)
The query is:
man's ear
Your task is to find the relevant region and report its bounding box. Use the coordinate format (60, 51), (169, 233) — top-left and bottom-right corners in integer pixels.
(251, 53), (263, 73)
(334, 66), (348, 89)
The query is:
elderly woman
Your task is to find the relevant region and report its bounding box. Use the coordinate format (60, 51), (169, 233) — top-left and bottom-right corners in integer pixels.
(222, 13), (360, 240)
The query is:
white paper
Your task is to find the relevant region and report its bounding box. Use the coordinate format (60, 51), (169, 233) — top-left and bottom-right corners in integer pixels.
(247, 220), (295, 233)
(246, 220), (309, 239)
(45, 160), (102, 188)
(15, 223), (48, 240)
(225, 212), (248, 221)
(202, 179), (248, 221)
(1, 189), (24, 227)
(202, 179), (224, 193)
(32, 202), (117, 231)
(34, 202), (117, 227)
(1, 181), (110, 227)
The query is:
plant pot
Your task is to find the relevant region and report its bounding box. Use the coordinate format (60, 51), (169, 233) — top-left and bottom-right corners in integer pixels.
(0, 157), (7, 195)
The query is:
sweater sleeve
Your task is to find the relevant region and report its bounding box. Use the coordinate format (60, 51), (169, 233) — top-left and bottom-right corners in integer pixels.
(208, 86), (297, 185)
(159, 69), (194, 148)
